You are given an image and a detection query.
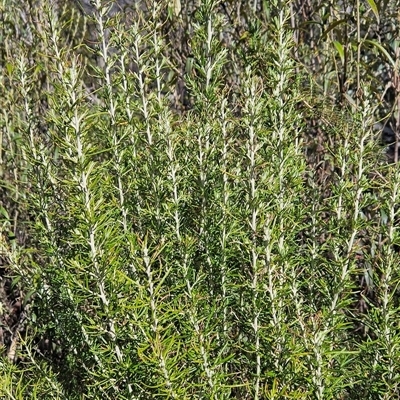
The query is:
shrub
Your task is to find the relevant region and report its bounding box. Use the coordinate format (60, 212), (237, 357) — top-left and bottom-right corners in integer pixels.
(1, 0), (400, 399)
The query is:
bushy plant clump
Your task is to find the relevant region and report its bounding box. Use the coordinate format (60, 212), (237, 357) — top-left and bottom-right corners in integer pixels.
(1, 0), (400, 399)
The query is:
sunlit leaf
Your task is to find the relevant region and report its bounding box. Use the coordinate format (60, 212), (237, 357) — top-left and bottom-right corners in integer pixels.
(366, 0), (380, 23)
(333, 41), (345, 63)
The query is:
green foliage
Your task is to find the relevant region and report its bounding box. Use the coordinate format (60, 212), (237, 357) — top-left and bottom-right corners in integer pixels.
(1, 0), (400, 399)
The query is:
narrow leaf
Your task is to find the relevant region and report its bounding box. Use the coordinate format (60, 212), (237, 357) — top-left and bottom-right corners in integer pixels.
(321, 19), (348, 40)
(333, 41), (345, 64)
(366, 0), (380, 23)
(364, 39), (395, 67)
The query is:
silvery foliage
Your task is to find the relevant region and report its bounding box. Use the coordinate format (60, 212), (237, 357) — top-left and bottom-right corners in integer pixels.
(75, 0), (135, 15)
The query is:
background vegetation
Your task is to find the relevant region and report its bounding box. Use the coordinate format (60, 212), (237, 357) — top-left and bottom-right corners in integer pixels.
(1, 0), (400, 398)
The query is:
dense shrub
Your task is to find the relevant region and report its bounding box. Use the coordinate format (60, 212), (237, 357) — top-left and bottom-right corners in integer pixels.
(1, 0), (400, 398)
